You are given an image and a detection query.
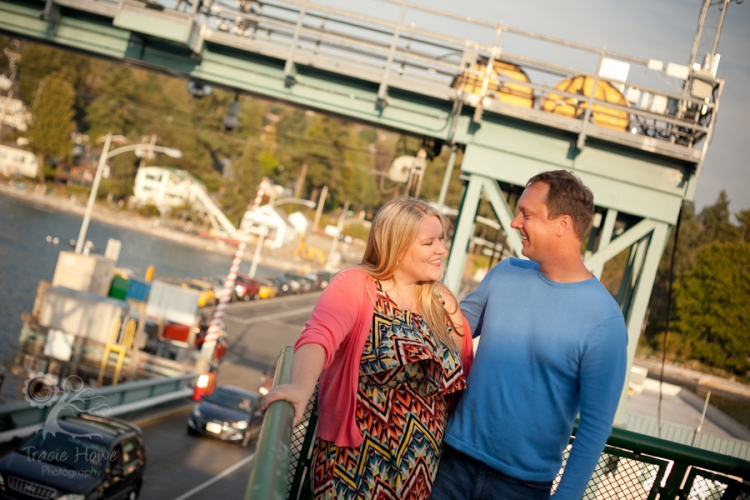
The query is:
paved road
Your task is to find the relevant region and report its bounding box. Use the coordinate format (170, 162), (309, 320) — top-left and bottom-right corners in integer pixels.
(139, 410), (257, 500)
(217, 292), (320, 391)
(137, 293), (320, 500)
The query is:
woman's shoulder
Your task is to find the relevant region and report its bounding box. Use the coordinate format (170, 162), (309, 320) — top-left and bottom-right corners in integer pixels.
(332, 266), (371, 284)
(327, 267), (377, 296)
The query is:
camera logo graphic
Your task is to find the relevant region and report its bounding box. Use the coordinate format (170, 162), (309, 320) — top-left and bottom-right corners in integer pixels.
(23, 373), (110, 438)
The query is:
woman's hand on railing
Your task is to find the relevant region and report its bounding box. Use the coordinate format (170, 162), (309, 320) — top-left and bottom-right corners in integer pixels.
(261, 383), (313, 426)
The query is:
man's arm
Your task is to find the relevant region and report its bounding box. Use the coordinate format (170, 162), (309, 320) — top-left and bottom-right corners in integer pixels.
(552, 316), (627, 500)
(458, 266), (494, 338)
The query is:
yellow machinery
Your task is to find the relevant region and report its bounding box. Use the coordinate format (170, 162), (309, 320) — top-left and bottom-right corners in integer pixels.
(542, 75), (630, 132)
(295, 234), (325, 267)
(454, 59), (534, 109)
(98, 315), (137, 386)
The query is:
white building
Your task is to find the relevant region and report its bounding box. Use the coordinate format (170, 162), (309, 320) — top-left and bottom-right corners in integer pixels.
(0, 95), (30, 132)
(242, 205), (297, 250)
(131, 166), (202, 213)
(0, 143), (38, 178)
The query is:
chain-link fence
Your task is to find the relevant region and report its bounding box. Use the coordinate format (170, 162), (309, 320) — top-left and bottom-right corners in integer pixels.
(251, 348), (750, 500)
(286, 390), (317, 500)
(550, 442), (750, 500)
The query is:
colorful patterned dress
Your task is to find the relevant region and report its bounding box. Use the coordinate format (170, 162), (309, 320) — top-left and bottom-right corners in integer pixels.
(312, 280), (467, 500)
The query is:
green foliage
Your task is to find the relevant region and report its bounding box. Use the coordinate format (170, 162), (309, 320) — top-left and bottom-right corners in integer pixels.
(697, 190), (740, 245)
(672, 242), (750, 376)
(27, 75), (76, 180)
(138, 204), (161, 218)
(641, 191), (750, 379)
(737, 209), (750, 243)
(17, 43), (91, 122)
(85, 65), (142, 141)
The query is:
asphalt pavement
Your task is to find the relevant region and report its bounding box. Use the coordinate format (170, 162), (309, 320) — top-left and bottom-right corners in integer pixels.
(217, 292), (319, 391)
(136, 292), (320, 499)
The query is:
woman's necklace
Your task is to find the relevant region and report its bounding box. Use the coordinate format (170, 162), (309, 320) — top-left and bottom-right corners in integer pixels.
(386, 281), (416, 312)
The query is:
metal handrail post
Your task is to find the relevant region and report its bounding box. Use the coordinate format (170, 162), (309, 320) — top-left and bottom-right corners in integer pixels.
(245, 347), (295, 500)
(284, 0), (308, 82)
(376, 2), (407, 106)
(576, 50), (605, 150)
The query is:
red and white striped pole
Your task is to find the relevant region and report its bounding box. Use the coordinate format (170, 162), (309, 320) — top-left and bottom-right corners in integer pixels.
(201, 177), (270, 362)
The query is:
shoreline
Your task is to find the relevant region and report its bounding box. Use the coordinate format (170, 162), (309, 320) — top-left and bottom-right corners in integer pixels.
(0, 182), (313, 274)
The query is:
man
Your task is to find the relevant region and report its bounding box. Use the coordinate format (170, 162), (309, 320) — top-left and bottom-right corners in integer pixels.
(433, 170), (627, 500)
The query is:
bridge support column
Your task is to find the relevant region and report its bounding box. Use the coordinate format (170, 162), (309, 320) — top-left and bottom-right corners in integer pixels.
(612, 221), (669, 425)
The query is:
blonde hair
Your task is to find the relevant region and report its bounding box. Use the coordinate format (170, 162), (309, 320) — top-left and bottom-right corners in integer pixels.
(358, 197), (462, 348)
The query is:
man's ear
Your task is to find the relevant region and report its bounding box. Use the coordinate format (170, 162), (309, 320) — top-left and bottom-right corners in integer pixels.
(556, 215), (574, 237)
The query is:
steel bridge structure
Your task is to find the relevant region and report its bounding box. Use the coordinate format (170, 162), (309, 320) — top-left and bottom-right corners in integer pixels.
(0, 0), (726, 420)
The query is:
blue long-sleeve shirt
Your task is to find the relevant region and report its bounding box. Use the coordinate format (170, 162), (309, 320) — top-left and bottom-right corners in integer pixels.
(445, 258), (627, 500)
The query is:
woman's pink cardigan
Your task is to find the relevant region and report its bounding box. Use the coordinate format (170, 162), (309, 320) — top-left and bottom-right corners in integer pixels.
(294, 267), (472, 448)
(294, 268), (377, 448)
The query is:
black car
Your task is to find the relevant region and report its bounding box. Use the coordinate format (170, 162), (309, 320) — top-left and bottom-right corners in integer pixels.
(186, 386), (262, 447)
(269, 276), (292, 296)
(0, 413), (145, 500)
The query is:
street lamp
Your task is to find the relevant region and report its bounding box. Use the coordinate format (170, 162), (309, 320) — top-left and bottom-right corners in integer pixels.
(75, 133), (182, 254)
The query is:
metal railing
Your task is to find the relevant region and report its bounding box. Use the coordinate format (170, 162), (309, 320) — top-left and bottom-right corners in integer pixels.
(249, 347), (750, 500)
(46, 0), (723, 164)
(0, 373), (197, 442)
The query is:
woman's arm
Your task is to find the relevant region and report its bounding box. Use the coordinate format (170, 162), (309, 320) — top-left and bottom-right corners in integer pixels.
(260, 269), (370, 425)
(437, 284), (466, 355)
(260, 343), (325, 425)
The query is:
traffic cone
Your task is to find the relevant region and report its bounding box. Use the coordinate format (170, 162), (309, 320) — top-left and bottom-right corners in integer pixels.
(192, 370), (216, 401)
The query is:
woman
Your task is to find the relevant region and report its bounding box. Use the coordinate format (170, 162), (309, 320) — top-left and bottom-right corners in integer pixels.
(262, 197), (472, 499)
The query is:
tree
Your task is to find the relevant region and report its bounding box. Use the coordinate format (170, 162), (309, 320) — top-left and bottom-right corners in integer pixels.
(643, 203), (700, 345)
(27, 75), (76, 183)
(697, 190), (740, 245)
(672, 242), (750, 376)
(736, 209), (750, 243)
(85, 65), (141, 140)
(17, 43), (91, 122)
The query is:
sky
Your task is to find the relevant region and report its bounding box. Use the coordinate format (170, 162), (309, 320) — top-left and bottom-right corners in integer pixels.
(310, 0), (749, 214)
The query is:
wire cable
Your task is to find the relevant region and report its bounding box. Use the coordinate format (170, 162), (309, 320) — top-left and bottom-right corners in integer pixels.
(657, 200), (685, 438)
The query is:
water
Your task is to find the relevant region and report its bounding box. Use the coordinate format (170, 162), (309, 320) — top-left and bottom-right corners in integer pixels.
(0, 192), (273, 365)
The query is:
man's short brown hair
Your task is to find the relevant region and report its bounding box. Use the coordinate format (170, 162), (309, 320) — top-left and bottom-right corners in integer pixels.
(527, 170), (594, 240)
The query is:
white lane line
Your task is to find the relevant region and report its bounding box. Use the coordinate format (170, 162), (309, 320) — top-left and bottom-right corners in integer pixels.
(225, 292), (321, 310)
(172, 452), (256, 500)
(225, 306), (314, 325)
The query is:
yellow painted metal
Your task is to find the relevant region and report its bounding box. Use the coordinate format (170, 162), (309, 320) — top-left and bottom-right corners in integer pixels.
(542, 75), (630, 132)
(453, 59), (534, 109)
(98, 318), (137, 386)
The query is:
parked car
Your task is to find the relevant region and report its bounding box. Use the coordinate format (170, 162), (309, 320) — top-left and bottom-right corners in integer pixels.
(206, 274), (236, 302)
(187, 386), (262, 447)
(271, 276), (293, 295)
(235, 274), (262, 301)
(182, 279), (217, 307)
(255, 278), (277, 299)
(0, 413), (146, 500)
(284, 273), (312, 293)
(302, 272), (323, 290)
(317, 271), (333, 289)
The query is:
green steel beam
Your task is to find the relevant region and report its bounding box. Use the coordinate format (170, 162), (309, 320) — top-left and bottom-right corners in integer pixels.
(245, 346), (295, 500)
(590, 209), (618, 278)
(444, 174), (482, 292)
(0, 1), (456, 140)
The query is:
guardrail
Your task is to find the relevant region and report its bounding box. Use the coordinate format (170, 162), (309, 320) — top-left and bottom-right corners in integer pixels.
(0, 373), (197, 442)
(249, 347), (750, 500)
(39, 0), (723, 163)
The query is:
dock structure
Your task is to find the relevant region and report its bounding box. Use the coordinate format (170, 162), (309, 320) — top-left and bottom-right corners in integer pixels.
(0, 0), (726, 419)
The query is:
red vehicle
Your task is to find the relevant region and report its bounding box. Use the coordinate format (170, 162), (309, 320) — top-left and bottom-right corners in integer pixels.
(235, 273), (262, 301)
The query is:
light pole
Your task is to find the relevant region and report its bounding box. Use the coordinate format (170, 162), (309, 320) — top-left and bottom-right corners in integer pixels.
(75, 133), (182, 254)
